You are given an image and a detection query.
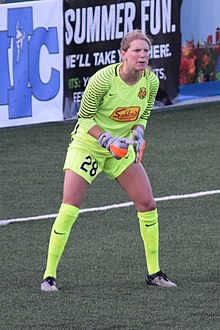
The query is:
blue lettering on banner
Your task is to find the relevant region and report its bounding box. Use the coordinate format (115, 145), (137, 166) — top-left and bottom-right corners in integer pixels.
(0, 7), (60, 119)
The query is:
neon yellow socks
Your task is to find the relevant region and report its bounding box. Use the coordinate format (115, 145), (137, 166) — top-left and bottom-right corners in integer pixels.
(138, 209), (160, 275)
(43, 205), (159, 278)
(43, 203), (79, 279)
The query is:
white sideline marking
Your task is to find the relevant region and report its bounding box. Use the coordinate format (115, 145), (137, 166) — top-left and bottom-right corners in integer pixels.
(0, 189), (219, 227)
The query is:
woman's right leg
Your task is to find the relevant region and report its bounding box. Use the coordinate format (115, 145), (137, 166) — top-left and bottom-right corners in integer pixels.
(41, 170), (89, 291)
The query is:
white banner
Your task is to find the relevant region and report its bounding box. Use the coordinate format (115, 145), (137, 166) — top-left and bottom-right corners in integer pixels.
(0, 0), (63, 128)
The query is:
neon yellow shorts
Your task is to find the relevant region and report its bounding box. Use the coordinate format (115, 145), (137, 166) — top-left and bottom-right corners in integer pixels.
(63, 141), (135, 184)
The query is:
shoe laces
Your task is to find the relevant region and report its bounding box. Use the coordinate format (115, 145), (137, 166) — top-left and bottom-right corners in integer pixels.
(148, 270), (168, 281)
(46, 276), (56, 286)
(157, 271), (169, 281)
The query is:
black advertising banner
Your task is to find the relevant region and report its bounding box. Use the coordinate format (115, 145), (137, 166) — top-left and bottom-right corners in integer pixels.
(64, 0), (182, 119)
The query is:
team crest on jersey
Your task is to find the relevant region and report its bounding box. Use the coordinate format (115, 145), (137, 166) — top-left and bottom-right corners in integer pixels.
(110, 106), (140, 122)
(138, 87), (147, 99)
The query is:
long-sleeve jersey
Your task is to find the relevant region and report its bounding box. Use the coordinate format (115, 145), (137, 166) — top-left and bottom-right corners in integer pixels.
(72, 62), (159, 148)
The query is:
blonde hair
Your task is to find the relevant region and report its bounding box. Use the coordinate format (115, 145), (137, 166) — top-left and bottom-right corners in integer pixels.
(120, 29), (152, 51)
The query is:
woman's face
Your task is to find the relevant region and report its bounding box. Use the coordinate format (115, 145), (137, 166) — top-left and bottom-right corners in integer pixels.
(121, 38), (150, 71)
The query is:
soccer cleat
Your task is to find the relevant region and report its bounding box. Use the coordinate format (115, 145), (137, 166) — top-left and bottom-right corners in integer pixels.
(146, 271), (177, 288)
(41, 276), (58, 292)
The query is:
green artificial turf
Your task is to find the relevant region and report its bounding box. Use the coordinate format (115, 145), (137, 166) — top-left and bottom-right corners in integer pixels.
(0, 102), (219, 329)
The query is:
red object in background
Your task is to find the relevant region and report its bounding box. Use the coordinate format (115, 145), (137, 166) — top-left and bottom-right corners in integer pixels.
(207, 35), (212, 44)
(216, 28), (220, 44)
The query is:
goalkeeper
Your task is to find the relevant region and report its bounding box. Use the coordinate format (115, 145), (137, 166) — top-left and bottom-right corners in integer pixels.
(41, 30), (177, 291)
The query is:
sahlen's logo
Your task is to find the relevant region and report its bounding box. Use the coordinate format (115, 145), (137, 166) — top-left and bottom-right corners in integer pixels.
(110, 107), (140, 122)
(0, 7), (60, 119)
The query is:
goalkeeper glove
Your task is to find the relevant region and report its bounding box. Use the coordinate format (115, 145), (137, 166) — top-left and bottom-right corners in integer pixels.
(98, 132), (132, 160)
(132, 126), (146, 163)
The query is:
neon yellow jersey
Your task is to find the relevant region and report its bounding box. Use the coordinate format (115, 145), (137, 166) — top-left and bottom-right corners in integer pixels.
(71, 62), (159, 148)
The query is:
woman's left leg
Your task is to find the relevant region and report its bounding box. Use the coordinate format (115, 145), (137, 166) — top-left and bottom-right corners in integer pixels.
(116, 162), (159, 274)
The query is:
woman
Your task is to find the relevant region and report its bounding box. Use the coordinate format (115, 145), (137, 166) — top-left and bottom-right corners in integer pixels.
(41, 30), (177, 291)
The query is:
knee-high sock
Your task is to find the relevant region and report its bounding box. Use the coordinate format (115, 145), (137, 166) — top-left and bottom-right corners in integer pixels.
(43, 203), (79, 279)
(138, 209), (159, 275)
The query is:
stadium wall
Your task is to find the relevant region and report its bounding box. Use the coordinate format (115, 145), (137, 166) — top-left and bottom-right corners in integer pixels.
(0, 0), (219, 128)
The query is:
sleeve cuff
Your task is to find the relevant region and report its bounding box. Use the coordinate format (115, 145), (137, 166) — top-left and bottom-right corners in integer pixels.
(78, 117), (97, 133)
